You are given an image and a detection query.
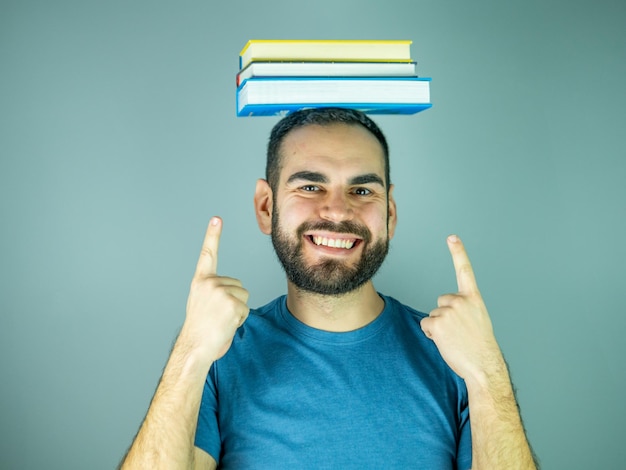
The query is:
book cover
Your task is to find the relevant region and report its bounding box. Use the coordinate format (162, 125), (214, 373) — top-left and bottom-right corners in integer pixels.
(239, 39), (413, 69)
(236, 102), (432, 117)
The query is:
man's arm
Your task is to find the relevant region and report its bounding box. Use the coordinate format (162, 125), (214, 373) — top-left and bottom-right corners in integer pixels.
(120, 217), (248, 469)
(194, 446), (217, 470)
(420, 235), (537, 469)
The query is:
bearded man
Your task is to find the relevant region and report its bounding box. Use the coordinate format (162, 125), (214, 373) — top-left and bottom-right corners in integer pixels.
(121, 108), (537, 469)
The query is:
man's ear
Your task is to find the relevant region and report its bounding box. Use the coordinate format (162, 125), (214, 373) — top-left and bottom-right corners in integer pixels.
(387, 184), (398, 240)
(254, 179), (273, 235)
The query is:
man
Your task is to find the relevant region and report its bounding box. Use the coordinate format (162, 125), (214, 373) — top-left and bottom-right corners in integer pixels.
(121, 108), (537, 469)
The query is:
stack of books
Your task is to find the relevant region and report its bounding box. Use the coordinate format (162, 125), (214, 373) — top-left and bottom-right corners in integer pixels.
(235, 40), (432, 117)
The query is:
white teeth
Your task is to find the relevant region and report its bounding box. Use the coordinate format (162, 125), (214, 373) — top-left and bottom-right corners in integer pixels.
(312, 236), (355, 249)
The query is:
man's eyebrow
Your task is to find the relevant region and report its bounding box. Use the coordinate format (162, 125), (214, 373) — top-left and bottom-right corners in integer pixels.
(349, 173), (385, 187)
(286, 171), (328, 184)
(286, 171), (385, 187)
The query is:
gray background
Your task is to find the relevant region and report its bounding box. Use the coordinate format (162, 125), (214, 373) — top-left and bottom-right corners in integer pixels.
(1, 0), (624, 468)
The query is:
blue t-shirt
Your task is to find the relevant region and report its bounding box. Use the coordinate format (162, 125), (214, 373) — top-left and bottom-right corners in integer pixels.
(195, 294), (472, 469)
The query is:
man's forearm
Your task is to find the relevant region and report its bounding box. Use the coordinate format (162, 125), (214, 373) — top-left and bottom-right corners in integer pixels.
(120, 336), (210, 469)
(467, 357), (537, 470)
(120, 218), (249, 468)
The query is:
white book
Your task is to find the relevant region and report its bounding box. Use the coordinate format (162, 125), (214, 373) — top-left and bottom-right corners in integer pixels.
(236, 77), (431, 117)
(236, 61), (418, 86)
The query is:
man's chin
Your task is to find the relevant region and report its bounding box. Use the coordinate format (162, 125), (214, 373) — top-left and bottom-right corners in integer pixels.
(308, 258), (358, 273)
(290, 267), (365, 296)
(301, 244), (362, 267)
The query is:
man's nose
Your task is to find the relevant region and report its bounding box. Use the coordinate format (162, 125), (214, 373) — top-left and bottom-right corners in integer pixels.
(319, 191), (354, 222)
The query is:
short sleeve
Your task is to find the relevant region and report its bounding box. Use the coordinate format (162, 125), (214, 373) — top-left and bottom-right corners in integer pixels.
(456, 398), (472, 470)
(194, 365), (221, 463)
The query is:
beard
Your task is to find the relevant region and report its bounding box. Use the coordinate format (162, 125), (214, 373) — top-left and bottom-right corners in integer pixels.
(271, 209), (390, 296)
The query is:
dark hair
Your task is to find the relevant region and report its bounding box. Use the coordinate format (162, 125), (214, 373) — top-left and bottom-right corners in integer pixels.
(265, 108), (390, 193)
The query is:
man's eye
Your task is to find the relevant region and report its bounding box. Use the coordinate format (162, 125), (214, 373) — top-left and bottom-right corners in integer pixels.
(353, 187), (372, 196)
(301, 185), (319, 192)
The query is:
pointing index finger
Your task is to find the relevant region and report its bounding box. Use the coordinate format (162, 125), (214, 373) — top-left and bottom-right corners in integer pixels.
(447, 234), (479, 295)
(195, 217), (222, 278)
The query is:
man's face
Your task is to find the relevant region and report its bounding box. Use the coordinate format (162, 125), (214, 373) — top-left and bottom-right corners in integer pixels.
(269, 123), (397, 296)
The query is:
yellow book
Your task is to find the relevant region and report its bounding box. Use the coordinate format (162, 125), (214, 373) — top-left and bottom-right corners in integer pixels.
(239, 40), (413, 69)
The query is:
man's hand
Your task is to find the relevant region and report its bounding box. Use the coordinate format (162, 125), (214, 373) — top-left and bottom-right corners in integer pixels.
(421, 236), (538, 469)
(180, 216), (250, 364)
(120, 217), (248, 468)
(420, 235), (503, 385)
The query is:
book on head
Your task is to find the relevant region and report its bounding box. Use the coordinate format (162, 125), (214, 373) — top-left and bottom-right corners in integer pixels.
(236, 77), (431, 117)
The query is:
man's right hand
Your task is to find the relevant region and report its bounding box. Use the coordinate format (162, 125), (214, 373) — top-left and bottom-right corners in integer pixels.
(180, 216), (250, 364)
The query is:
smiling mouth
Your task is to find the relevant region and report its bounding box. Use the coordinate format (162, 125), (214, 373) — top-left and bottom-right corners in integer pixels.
(307, 235), (359, 250)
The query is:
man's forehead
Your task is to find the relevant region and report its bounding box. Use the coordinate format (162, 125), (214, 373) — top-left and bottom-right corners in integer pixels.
(282, 122), (380, 145)
(279, 123), (385, 165)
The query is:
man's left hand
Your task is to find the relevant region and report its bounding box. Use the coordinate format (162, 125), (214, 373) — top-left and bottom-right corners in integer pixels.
(420, 235), (504, 385)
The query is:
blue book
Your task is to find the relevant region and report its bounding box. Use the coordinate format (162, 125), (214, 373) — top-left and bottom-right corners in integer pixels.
(236, 76), (431, 117)
(237, 102), (432, 117)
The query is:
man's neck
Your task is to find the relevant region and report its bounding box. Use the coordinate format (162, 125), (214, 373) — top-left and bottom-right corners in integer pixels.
(285, 281), (384, 332)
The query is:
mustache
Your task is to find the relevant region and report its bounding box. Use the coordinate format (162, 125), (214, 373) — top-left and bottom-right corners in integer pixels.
(296, 220), (372, 243)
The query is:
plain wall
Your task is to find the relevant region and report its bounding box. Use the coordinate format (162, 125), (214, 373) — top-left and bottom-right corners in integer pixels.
(1, 0), (624, 468)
